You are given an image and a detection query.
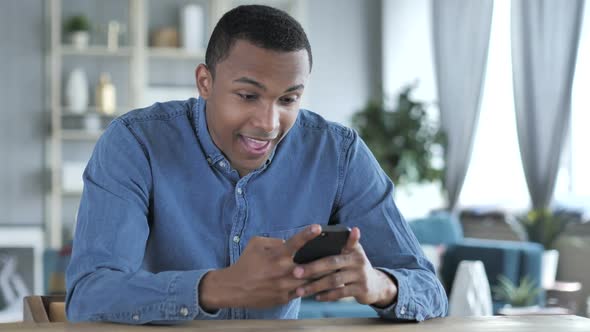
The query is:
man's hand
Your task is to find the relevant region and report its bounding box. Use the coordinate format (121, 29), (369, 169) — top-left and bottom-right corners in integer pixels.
(199, 225), (322, 311)
(292, 227), (398, 307)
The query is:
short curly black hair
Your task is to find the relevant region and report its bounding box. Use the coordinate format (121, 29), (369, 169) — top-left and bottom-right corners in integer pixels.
(205, 5), (312, 77)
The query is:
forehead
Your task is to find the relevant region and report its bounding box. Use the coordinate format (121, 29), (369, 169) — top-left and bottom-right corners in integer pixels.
(215, 40), (310, 89)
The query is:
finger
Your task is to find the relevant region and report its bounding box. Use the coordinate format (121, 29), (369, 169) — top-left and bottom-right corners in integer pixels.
(343, 227), (361, 252)
(296, 270), (358, 297)
(276, 277), (309, 292)
(315, 284), (359, 302)
(294, 252), (357, 279)
(282, 224), (322, 257)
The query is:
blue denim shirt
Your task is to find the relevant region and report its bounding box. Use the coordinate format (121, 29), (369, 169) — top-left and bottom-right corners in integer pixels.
(66, 97), (448, 324)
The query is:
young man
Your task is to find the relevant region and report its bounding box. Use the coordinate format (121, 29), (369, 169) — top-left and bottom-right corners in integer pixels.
(66, 5), (447, 324)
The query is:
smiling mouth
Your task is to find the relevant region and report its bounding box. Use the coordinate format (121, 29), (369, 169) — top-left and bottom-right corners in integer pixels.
(239, 135), (274, 156)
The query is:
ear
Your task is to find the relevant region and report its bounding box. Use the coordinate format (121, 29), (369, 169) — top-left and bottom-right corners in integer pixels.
(195, 64), (213, 99)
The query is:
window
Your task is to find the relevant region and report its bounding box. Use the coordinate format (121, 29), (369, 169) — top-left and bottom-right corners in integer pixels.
(384, 0), (589, 217)
(555, 2), (590, 206)
(458, 0), (529, 210)
(460, 1), (589, 211)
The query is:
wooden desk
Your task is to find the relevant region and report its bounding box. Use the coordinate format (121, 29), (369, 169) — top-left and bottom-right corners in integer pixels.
(1, 316), (589, 331)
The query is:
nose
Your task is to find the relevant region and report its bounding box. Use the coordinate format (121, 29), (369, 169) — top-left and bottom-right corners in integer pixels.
(251, 102), (280, 136)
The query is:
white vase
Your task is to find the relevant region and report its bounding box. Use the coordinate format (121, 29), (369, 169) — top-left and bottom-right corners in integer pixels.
(70, 31), (89, 50)
(180, 4), (204, 51)
(542, 249), (559, 288)
(83, 113), (101, 132)
(65, 68), (89, 114)
(449, 260), (493, 316)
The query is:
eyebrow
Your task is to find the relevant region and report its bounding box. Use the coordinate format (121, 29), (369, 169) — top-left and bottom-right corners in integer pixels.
(233, 76), (304, 93)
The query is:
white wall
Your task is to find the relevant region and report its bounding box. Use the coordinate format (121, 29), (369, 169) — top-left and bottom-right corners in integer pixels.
(304, 0), (382, 126)
(382, 0), (436, 104)
(0, 0), (45, 225)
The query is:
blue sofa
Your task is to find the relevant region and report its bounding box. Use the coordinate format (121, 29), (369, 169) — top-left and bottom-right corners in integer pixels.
(409, 213), (544, 313)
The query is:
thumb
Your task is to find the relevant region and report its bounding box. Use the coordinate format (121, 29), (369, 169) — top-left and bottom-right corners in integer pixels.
(343, 227), (361, 253)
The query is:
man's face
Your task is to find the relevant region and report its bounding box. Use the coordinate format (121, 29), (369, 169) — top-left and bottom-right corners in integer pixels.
(195, 40), (310, 177)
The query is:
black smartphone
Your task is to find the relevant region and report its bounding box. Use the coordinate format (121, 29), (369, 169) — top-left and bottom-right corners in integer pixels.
(293, 225), (351, 264)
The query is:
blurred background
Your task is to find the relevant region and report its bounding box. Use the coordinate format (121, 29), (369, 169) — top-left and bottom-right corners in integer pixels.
(0, 0), (589, 323)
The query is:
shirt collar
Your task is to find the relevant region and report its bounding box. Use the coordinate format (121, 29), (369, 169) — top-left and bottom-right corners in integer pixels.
(193, 97), (278, 170)
(194, 97), (224, 166)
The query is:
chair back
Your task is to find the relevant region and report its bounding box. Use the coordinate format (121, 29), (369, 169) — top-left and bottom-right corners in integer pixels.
(409, 213), (464, 245)
(23, 295), (66, 323)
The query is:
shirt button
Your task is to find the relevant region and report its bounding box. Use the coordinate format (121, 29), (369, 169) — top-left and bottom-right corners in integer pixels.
(179, 306), (189, 317)
(400, 306), (406, 315)
(236, 187), (243, 195)
(233, 235), (240, 243)
(132, 314), (140, 321)
(206, 157), (212, 165)
(219, 161), (226, 168)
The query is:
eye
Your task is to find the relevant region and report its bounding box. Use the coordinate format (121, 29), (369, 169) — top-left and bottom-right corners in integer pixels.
(236, 93), (258, 101)
(279, 95), (299, 105)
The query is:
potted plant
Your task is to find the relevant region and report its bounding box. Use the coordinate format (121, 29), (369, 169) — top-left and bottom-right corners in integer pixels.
(518, 209), (577, 288)
(64, 14), (91, 49)
(492, 275), (541, 313)
(518, 209), (576, 250)
(351, 84), (446, 188)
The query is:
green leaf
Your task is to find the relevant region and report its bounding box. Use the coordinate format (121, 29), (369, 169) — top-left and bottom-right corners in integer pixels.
(351, 84), (446, 189)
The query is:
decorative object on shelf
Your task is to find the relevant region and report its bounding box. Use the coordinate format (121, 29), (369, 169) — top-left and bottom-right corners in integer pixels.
(351, 84), (447, 188)
(151, 27), (179, 48)
(64, 68), (89, 114)
(61, 162), (86, 194)
(63, 14), (91, 50)
(107, 20), (122, 51)
(181, 4), (204, 51)
(83, 112), (102, 132)
(492, 275), (541, 308)
(95, 73), (116, 115)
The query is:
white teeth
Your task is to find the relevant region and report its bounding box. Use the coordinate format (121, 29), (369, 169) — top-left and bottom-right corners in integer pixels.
(245, 137), (266, 144)
(243, 136), (269, 149)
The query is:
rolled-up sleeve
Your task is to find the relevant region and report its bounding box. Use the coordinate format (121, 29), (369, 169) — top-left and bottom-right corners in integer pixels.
(66, 120), (223, 324)
(332, 129), (448, 321)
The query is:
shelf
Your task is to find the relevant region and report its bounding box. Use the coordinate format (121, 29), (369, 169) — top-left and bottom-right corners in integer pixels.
(46, 0), (305, 250)
(60, 45), (133, 57)
(60, 129), (104, 141)
(148, 47), (206, 59)
(62, 190), (83, 197)
(61, 110), (120, 118)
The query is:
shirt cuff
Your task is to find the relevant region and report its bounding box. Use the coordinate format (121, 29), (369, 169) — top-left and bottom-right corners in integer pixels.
(193, 269), (224, 319)
(371, 267), (423, 321)
(164, 269), (225, 321)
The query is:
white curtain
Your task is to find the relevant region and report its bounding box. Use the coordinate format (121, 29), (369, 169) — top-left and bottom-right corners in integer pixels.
(511, 0), (585, 209)
(432, 0), (493, 209)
